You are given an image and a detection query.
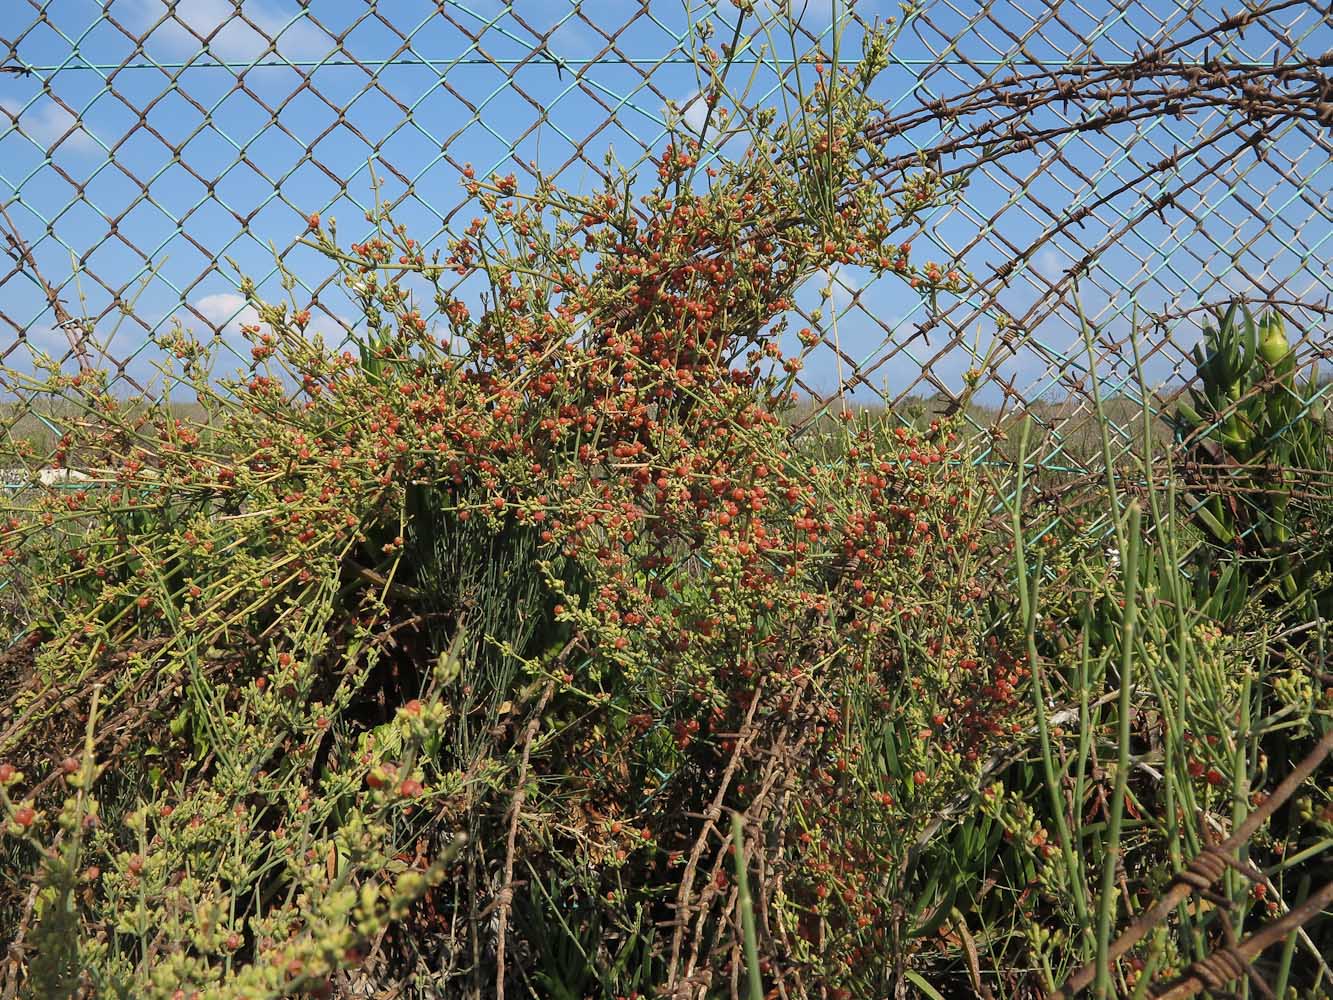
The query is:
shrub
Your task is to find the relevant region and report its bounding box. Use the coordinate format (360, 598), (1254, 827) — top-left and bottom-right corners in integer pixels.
(1173, 302), (1333, 616)
(0, 31), (1030, 998)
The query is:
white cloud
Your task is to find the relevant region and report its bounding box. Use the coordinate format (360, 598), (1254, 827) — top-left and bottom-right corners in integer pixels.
(666, 90), (744, 147)
(1, 98), (97, 154)
(192, 291), (348, 343)
(1035, 248), (1063, 279)
(18, 324), (77, 353)
(823, 265), (857, 310)
(194, 292), (260, 335)
(676, 90), (711, 136)
(0, 325), (106, 379)
(122, 0), (330, 63)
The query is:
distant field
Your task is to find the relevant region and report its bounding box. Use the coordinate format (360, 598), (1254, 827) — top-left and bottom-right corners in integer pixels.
(1, 392), (1180, 473)
(0, 399), (211, 468)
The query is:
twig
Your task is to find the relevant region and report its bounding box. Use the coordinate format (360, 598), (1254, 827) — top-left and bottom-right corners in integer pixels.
(0, 202), (93, 372)
(493, 679), (554, 1000)
(0, 881), (41, 1000)
(667, 678), (768, 993)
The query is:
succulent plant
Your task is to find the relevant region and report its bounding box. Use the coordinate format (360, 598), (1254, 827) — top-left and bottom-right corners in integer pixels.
(1173, 302), (1331, 613)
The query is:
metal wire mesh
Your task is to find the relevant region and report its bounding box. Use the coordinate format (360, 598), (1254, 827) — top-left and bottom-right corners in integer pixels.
(2, 0), (1331, 485)
(3, 7), (1332, 993)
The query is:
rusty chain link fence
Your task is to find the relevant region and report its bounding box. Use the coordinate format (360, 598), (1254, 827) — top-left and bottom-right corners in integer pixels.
(2, 0), (1331, 482)
(2, 4), (1333, 993)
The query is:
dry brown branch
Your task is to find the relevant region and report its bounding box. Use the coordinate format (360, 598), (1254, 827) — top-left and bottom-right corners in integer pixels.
(0, 202), (93, 373)
(0, 880), (41, 1000)
(666, 677), (769, 994)
(681, 719), (803, 993)
(493, 678), (555, 1000)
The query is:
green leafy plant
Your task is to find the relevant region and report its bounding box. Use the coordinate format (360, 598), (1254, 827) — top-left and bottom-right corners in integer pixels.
(1173, 303), (1333, 613)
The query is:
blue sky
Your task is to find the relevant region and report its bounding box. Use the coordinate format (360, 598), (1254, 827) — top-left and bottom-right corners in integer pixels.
(2, 0), (1331, 410)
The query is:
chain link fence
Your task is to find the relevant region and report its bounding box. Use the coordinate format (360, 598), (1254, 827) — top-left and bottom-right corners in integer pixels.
(2, 0), (1331, 479)
(2, 5), (1333, 988)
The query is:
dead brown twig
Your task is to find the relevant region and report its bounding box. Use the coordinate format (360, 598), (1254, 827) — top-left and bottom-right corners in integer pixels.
(0, 202), (93, 373)
(0, 881), (41, 1000)
(667, 677), (769, 995)
(679, 691), (816, 996)
(493, 678), (555, 1000)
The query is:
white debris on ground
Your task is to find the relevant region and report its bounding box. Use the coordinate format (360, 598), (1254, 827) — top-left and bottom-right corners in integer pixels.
(1, 468), (93, 486)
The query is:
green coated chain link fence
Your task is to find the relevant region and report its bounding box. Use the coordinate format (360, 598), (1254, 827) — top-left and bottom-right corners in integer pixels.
(2, 0), (1331, 483)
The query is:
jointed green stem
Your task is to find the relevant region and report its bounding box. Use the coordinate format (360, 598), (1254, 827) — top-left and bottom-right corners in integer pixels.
(1095, 501), (1141, 999)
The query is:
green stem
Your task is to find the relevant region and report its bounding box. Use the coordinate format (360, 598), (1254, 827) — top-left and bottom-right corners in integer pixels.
(731, 812), (764, 1000)
(1095, 500), (1141, 998)
(1012, 416), (1092, 948)
(1274, 874), (1310, 998)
